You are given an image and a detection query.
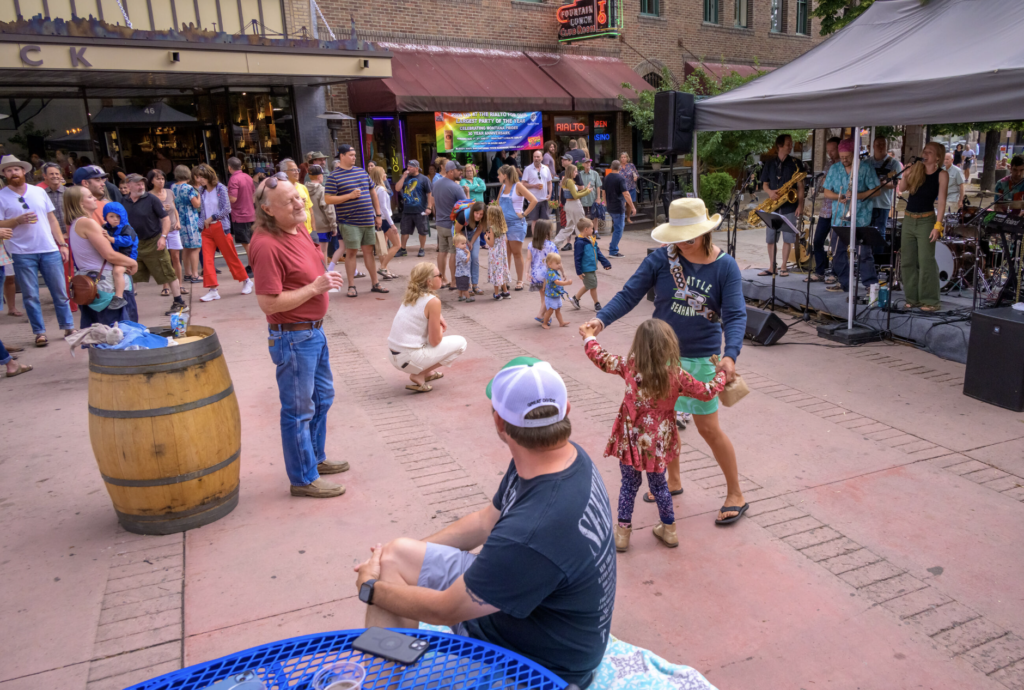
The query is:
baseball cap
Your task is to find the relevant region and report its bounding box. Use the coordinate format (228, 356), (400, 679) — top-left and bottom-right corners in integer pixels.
(72, 165), (108, 185)
(445, 160), (464, 172)
(308, 164), (324, 176)
(486, 357), (568, 428)
(125, 173), (145, 184)
(561, 153), (573, 161)
(408, 159), (420, 169)
(338, 144), (355, 155)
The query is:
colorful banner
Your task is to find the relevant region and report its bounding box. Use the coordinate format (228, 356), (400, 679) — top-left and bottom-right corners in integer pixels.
(435, 112), (544, 154)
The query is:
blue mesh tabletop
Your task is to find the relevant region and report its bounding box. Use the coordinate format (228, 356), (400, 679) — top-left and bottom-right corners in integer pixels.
(125, 628), (567, 690)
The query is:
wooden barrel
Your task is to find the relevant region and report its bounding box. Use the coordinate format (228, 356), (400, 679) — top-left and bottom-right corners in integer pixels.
(88, 326), (241, 535)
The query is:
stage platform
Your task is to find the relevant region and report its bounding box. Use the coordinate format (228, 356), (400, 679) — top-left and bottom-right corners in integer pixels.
(739, 268), (974, 363)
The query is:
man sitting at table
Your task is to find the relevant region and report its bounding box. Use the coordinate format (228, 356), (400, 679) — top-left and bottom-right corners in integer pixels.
(354, 357), (616, 688)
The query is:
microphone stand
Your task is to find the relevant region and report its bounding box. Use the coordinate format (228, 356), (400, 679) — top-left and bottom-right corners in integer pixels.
(802, 173), (825, 322)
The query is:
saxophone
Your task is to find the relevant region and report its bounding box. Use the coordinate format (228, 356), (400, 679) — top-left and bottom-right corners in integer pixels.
(748, 171), (807, 227)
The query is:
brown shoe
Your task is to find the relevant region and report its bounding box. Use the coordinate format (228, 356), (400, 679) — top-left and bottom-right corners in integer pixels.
(317, 459), (350, 474)
(290, 478), (345, 498)
(653, 522), (679, 548)
(614, 524), (631, 552)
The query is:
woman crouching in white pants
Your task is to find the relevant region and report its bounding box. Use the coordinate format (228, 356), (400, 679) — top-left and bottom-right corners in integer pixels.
(387, 262), (467, 393)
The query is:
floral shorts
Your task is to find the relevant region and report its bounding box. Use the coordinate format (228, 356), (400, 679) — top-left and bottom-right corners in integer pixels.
(674, 356), (720, 416)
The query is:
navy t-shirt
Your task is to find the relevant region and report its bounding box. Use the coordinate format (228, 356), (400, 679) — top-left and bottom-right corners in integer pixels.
(401, 174), (431, 216)
(463, 442), (616, 686)
(604, 172), (627, 214)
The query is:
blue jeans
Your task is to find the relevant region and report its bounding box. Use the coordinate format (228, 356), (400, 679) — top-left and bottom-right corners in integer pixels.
(832, 235), (878, 291)
(268, 326), (335, 486)
(12, 251), (73, 335)
(0, 338), (10, 366)
(812, 215), (832, 276)
(609, 212), (626, 254)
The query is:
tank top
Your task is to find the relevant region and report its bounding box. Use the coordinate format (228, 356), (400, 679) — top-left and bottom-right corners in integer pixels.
(906, 167), (941, 213)
(387, 294), (436, 350)
(501, 182), (525, 215)
(68, 217), (106, 271)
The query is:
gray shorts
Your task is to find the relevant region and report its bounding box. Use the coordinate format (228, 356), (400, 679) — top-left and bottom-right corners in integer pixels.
(417, 543), (478, 635)
(765, 212), (798, 245)
(527, 202), (549, 221)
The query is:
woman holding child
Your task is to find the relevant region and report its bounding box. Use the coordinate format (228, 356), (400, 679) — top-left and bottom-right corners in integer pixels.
(581, 198), (749, 526)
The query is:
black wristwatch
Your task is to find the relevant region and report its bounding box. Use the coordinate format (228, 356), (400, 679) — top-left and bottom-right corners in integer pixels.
(359, 579), (377, 605)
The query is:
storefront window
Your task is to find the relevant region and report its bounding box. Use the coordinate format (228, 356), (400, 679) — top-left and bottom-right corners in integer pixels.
(225, 88), (296, 177)
(591, 114), (615, 167)
(0, 94), (89, 184)
(359, 116), (404, 179)
(551, 114), (589, 163)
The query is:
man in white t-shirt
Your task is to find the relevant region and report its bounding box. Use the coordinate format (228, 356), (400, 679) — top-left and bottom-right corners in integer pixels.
(521, 150), (552, 236)
(944, 152), (966, 211)
(0, 155), (73, 345)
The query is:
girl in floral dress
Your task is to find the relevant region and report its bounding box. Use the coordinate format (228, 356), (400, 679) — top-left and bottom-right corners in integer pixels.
(485, 204), (511, 300)
(581, 318), (726, 552)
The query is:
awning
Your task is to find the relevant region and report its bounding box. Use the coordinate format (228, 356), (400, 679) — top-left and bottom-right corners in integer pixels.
(91, 103), (197, 125)
(683, 61), (774, 81)
(348, 45), (572, 113)
(528, 54), (654, 111)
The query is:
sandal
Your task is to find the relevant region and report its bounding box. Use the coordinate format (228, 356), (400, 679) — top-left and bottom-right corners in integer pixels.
(160, 287), (171, 297)
(643, 488), (684, 503)
(179, 286), (189, 295)
(715, 503), (749, 526)
(370, 283), (389, 294)
(426, 372), (444, 382)
(778, 270), (790, 277)
(405, 383), (432, 393)
(34, 334), (48, 347)
(347, 286), (358, 298)
(515, 281), (524, 291)
(4, 363), (32, 378)
(757, 270), (775, 277)
(439, 283), (450, 290)
(804, 274), (822, 283)
(919, 305), (940, 312)
(5, 345), (24, 353)
(472, 287), (484, 295)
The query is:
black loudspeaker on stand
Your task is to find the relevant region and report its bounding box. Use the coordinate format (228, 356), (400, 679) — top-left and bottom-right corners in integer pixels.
(744, 307), (789, 346)
(963, 307), (1024, 411)
(653, 92), (694, 155)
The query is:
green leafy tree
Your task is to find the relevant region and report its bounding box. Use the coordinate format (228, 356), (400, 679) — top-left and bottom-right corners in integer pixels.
(931, 121), (1024, 191)
(813, 0), (930, 35)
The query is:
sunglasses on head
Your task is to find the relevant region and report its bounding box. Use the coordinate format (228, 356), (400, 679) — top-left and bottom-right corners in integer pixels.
(261, 172), (290, 189)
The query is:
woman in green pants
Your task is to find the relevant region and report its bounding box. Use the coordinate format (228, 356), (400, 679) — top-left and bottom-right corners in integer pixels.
(898, 142), (948, 312)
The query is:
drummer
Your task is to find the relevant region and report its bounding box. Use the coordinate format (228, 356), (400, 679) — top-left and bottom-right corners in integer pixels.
(995, 155), (1024, 216)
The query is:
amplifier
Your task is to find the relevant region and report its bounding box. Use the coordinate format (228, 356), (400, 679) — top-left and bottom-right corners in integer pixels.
(745, 307), (788, 345)
(963, 307), (1024, 411)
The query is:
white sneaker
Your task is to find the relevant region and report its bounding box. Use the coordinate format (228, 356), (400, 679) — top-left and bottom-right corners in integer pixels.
(241, 278), (254, 295)
(327, 261), (337, 273)
(200, 288), (221, 302)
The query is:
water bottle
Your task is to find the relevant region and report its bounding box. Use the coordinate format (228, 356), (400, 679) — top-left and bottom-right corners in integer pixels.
(869, 283), (879, 306)
(879, 285), (889, 308)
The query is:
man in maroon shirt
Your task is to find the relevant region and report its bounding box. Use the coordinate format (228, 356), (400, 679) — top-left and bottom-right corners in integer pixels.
(227, 157), (256, 276)
(250, 174), (348, 498)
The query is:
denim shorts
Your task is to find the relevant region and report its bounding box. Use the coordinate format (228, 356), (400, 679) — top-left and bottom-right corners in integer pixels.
(417, 543), (478, 635)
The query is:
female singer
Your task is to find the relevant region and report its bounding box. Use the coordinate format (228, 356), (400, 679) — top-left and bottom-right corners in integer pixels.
(898, 142), (948, 312)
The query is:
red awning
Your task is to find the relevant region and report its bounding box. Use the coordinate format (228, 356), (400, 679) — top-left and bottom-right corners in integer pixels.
(529, 53), (654, 111)
(684, 61), (775, 81)
(348, 46), (572, 113)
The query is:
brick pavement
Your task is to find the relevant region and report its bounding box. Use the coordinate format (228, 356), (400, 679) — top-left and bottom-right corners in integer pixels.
(1, 227), (1022, 689)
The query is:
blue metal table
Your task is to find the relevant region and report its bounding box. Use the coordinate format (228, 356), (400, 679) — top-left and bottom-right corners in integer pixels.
(126, 628), (567, 690)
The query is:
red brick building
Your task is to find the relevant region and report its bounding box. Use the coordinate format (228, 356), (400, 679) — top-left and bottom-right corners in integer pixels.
(286, 0), (825, 171)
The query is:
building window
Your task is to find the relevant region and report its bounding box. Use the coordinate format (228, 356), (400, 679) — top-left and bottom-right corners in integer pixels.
(735, 0), (748, 27)
(703, 0), (718, 23)
(642, 72), (664, 89)
(640, 0), (661, 16)
(796, 0), (809, 34)
(771, 0), (785, 32)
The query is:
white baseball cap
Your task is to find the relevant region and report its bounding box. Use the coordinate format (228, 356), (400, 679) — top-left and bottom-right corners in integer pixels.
(486, 357), (568, 428)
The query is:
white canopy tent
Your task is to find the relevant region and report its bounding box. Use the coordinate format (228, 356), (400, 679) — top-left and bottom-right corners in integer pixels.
(690, 0), (1024, 328)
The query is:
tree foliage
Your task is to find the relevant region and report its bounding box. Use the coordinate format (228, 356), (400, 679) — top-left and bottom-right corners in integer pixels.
(811, 0), (875, 36)
(619, 64), (810, 173)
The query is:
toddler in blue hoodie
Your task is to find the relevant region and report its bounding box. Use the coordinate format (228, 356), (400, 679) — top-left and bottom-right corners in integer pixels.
(102, 202), (138, 310)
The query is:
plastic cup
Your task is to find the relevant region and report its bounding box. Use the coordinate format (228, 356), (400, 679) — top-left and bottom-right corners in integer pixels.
(311, 662), (366, 690)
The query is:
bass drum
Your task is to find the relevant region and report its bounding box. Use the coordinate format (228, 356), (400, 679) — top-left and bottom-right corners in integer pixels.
(935, 241), (955, 289)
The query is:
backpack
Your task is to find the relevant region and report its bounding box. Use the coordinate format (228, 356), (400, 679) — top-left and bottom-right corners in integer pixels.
(450, 198), (475, 225)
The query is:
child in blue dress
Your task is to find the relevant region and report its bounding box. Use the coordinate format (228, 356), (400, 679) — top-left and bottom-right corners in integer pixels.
(529, 220), (557, 321)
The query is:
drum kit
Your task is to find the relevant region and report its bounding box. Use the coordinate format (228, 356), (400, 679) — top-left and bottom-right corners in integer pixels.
(937, 208), (1023, 302)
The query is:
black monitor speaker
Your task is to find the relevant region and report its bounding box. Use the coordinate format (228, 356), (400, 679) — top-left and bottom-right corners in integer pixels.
(745, 307), (788, 346)
(963, 307), (1024, 411)
(653, 91), (694, 156)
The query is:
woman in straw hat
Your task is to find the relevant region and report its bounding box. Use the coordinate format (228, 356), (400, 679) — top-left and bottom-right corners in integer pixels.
(580, 197), (749, 525)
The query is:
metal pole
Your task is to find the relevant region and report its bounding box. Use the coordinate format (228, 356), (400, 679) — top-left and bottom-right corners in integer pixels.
(691, 132), (699, 198)
(848, 127), (861, 329)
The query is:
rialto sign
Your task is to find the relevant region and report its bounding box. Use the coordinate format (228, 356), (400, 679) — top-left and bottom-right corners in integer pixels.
(557, 0), (622, 43)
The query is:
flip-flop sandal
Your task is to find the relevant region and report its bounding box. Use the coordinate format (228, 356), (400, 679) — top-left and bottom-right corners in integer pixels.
(405, 383), (432, 393)
(347, 286), (358, 298)
(4, 363), (32, 378)
(160, 288), (171, 296)
(534, 317), (544, 324)
(439, 283), (450, 290)
(34, 334), (48, 347)
(778, 270), (790, 277)
(643, 488), (684, 503)
(426, 372), (444, 382)
(919, 305), (940, 312)
(715, 503), (749, 526)
(757, 270), (774, 276)
(179, 287), (189, 295)
(515, 281), (524, 291)
(370, 284), (389, 294)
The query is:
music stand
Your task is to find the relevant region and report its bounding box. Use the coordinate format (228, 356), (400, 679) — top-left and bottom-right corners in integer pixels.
(831, 223), (885, 313)
(756, 210), (801, 313)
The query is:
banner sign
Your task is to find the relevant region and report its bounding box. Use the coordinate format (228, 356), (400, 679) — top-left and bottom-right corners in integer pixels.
(435, 111), (544, 153)
(557, 0), (622, 43)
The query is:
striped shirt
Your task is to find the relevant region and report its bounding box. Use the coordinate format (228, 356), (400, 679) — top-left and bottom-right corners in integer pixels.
(325, 165), (375, 227)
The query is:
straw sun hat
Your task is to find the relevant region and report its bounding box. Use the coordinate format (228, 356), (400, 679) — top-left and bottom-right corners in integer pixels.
(651, 198), (722, 244)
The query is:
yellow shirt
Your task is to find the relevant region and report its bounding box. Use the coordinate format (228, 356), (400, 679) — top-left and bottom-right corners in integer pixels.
(296, 183), (314, 234)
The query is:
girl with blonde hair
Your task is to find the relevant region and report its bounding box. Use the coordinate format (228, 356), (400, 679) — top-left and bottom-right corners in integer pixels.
(386, 262), (467, 393)
(485, 204), (511, 299)
(556, 162), (591, 247)
(898, 141), (948, 311)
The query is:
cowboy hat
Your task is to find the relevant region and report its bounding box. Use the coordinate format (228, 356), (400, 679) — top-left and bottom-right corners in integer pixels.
(651, 198), (722, 244)
(0, 155), (33, 174)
